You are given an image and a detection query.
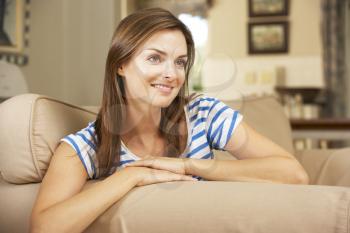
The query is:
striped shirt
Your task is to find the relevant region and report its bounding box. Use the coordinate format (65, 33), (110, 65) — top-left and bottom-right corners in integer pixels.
(60, 95), (243, 180)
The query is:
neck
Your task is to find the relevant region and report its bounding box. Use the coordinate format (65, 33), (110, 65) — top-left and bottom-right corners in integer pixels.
(122, 98), (162, 145)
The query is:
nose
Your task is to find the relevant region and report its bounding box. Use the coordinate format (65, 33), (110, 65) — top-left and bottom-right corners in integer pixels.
(162, 60), (177, 80)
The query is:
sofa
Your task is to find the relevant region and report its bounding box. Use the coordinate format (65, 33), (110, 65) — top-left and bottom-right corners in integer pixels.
(0, 93), (349, 233)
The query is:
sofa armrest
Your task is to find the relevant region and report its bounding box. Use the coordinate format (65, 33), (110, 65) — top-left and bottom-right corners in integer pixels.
(85, 181), (350, 233)
(296, 148), (350, 187)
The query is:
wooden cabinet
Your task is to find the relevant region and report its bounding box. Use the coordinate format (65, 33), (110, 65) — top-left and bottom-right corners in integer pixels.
(290, 118), (350, 149)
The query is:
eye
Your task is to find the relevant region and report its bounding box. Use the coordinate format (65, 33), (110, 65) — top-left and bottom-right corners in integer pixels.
(147, 55), (161, 64)
(175, 59), (187, 68)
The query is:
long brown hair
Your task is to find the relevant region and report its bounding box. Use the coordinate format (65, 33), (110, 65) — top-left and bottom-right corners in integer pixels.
(95, 8), (197, 177)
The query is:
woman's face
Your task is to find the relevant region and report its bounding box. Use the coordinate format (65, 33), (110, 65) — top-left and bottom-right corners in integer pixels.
(118, 29), (188, 108)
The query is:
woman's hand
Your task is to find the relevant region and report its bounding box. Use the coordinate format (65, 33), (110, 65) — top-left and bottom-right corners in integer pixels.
(125, 157), (187, 175)
(122, 166), (196, 187)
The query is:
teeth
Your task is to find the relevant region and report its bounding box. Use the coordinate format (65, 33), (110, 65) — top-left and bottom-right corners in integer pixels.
(152, 84), (172, 90)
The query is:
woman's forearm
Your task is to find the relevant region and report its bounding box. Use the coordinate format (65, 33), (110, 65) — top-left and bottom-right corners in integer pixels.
(31, 169), (138, 233)
(184, 157), (309, 184)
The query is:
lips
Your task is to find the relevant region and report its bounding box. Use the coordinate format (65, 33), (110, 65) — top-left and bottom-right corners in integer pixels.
(151, 83), (174, 93)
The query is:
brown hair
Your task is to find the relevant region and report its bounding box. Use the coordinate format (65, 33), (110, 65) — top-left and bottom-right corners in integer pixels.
(94, 8), (197, 177)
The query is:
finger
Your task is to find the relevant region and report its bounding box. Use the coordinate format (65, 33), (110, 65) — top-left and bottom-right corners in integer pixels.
(170, 173), (198, 182)
(183, 176), (198, 181)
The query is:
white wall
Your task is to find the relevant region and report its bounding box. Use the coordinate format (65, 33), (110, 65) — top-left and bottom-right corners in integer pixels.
(61, 0), (116, 106)
(21, 0), (64, 100)
(208, 0), (322, 57)
(203, 0), (323, 99)
(21, 0), (121, 106)
(201, 56), (324, 100)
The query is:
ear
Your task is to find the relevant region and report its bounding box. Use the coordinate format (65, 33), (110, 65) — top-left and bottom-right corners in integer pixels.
(117, 66), (125, 76)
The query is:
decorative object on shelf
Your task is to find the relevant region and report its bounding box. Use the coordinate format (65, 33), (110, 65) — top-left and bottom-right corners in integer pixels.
(275, 86), (350, 150)
(275, 87), (323, 120)
(0, 0), (30, 66)
(0, 60), (28, 102)
(248, 21), (289, 54)
(248, 0), (289, 17)
(275, 87), (324, 104)
(291, 118), (350, 150)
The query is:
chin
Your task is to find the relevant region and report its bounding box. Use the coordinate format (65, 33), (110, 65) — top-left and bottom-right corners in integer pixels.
(149, 89), (180, 106)
(151, 99), (173, 108)
(151, 95), (178, 108)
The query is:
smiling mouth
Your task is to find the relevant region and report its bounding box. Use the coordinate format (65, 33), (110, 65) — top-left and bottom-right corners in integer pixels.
(151, 84), (174, 91)
(151, 84), (174, 90)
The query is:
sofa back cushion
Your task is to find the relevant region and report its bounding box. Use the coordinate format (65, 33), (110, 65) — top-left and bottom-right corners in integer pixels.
(0, 94), (96, 184)
(0, 94), (292, 184)
(228, 95), (293, 152)
(213, 95), (293, 160)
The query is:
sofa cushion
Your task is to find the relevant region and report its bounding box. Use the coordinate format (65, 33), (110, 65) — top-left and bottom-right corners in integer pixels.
(84, 181), (349, 233)
(0, 174), (40, 233)
(1, 178), (349, 233)
(296, 148), (350, 187)
(225, 95), (294, 154)
(0, 94), (97, 184)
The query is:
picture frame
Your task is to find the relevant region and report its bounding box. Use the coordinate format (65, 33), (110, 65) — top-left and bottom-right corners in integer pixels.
(0, 0), (30, 66)
(0, 0), (24, 53)
(248, 21), (289, 54)
(248, 0), (289, 17)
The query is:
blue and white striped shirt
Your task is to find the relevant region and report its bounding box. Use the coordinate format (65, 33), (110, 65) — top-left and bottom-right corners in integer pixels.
(60, 95), (243, 180)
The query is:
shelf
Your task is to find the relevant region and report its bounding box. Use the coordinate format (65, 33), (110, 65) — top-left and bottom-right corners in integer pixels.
(275, 87), (324, 103)
(290, 118), (350, 130)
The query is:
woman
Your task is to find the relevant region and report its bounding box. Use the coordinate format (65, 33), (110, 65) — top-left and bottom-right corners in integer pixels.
(30, 8), (309, 233)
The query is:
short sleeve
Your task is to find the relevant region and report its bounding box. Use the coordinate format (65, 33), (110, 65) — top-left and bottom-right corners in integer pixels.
(60, 121), (98, 179)
(205, 98), (243, 151)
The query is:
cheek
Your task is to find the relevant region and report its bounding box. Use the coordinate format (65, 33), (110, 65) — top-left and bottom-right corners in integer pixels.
(123, 62), (156, 88)
(134, 60), (163, 78)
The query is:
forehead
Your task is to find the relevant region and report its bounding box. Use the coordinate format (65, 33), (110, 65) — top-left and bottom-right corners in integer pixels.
(138, 29), (187, 55)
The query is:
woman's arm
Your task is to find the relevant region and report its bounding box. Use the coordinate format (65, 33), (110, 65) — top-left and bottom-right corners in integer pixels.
(186, 122), (309, 184)
(185, 157), (308, 184)
(126, 122), (309, 184)
(30, 143), (195, 233)
(30, 142), (138, 233)
(127, 156), (308, 184)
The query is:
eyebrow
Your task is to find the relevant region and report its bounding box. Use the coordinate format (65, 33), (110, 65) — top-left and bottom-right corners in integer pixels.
(145, 48), (188, 58)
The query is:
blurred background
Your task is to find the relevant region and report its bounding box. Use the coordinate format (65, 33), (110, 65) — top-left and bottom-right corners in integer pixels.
(0, 0), (349, 150)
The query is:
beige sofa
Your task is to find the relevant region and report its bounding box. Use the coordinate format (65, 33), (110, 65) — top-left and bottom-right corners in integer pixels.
(0, 94), (349, 233)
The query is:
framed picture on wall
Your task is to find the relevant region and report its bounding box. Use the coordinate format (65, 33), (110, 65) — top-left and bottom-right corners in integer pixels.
(0, 0), (24, 53)
(249, 0), (289, 17)
(248, 21), (289, 54)
(0, 0), (30, 66)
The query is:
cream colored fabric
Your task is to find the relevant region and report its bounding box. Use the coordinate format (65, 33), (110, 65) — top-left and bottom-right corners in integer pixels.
(0, 94), (96, 184)
(1, 176), (349, 233)
(85, 181), (350, 233)
(225, 95), (294, 154)
(296, 148), (350, 187)
(0, 94), (37, 183)
(0, 175), (39, 233)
